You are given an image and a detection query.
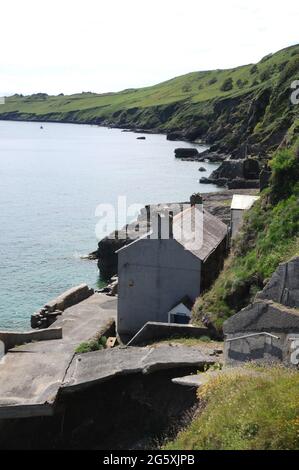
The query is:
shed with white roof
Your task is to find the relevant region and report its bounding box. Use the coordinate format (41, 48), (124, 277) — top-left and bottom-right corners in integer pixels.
(230, 194), (260, 238)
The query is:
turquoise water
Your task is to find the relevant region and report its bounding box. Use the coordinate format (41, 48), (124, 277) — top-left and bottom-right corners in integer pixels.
(0, 121), (219, 330)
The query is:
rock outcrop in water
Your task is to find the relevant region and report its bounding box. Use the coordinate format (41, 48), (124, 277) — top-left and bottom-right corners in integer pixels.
(200, 158), (260, 189)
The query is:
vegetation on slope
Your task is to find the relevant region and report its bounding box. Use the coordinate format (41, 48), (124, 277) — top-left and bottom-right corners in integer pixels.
(75, 335), (107, 354)
(1, 44), (298, 155)
(193, 141), (299, 332)
(164, 365), (299, 450)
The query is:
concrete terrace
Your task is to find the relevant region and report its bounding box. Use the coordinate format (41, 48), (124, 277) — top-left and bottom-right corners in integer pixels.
(0, 291), (217, 420)
(0, 293), (117, 419)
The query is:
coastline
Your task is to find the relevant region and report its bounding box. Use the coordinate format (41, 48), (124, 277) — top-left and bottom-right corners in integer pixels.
(0, 121), (214, 331)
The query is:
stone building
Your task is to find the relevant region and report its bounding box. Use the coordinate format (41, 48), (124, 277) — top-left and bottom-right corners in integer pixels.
(117, 205), (228, 339)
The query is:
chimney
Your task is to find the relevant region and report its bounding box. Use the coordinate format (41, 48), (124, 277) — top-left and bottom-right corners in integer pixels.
(169, 211), (174, 239)
(190, 193), (203, 207)
(154, 211), (174, 240)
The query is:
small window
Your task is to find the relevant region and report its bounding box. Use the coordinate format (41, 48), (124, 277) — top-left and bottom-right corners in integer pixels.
(128, 280), (134, 287)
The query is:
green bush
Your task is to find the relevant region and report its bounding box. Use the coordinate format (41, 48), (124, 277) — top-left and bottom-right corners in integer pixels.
(75, 335), (108, 354)
(220, 78), (233, 91)
(269, 148), (299, 202)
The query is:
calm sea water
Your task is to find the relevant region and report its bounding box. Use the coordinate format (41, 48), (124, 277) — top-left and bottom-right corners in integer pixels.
(0, 121), (219, 330)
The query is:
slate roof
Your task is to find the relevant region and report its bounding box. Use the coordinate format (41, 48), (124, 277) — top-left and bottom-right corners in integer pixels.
(172, 207), (228, 262)
(117, 207), (228, 263)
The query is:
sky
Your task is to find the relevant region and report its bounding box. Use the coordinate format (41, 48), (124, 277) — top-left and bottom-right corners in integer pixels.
(0, 0), (298, 96)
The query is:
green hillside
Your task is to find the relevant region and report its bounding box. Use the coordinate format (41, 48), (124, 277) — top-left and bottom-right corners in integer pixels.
(164, 365), (299, 450)
(193, 139), (299, 334)
(1, 44), (299, 156)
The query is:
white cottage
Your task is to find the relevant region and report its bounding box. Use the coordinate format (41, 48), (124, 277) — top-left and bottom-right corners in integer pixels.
(116, 206), (228, 339)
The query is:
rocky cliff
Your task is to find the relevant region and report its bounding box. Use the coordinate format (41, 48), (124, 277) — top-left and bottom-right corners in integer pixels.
(1, 45), (298, 158)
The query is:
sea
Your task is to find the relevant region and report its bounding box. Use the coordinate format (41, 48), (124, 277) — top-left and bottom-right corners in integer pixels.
(0, 120), (220, 329)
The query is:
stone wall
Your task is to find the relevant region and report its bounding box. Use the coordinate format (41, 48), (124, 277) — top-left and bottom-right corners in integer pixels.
(0, 327), (62, 354)
(31, 284), (94, 329)
(224, 332), (299, 366)
(127, 322), (210, 346)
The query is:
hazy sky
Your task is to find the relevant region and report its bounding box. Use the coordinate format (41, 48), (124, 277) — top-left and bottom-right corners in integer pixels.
(0, 0), (298, 96)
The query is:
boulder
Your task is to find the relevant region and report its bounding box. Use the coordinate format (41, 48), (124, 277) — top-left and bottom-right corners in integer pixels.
(198, 167), (207, 172)
(202, 158), (260, 188)
(209, 160), (245, 180)
(174, 148), (199, 158)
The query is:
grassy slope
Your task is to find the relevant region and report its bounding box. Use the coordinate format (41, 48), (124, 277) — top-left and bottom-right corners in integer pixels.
(1, 44), (298, 141)
(193, 143), (299, 333)
(164, 365), (299, 450)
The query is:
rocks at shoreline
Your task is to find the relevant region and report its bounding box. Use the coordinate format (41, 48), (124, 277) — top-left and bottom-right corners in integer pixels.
(200, 158), (261, 189)
(31, 284), (94, 329)
(97, 276), (118, 296)
(174, 148), (199, 158)
(174, 147), (228, 163)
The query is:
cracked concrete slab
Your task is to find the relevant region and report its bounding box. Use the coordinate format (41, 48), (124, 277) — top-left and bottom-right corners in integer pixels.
(62, 344), (215, 393)
(0, 294), (215, 419)
(0, 294), (117, 419)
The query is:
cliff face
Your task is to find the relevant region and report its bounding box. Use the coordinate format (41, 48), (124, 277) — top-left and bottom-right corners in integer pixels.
(1, 45), (298, 157)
